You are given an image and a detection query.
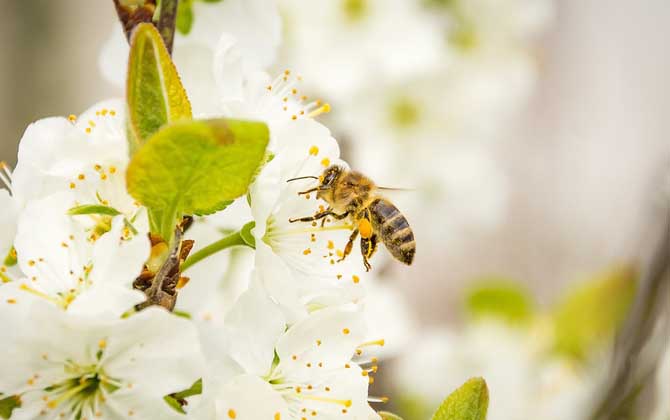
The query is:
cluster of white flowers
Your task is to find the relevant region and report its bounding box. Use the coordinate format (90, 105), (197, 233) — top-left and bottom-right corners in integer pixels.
(0, 1), (399, 419)
(0, 0), (566, 418)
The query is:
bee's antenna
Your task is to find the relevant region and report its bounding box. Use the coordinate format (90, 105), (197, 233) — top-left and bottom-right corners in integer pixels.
(286, 175), (319, 183)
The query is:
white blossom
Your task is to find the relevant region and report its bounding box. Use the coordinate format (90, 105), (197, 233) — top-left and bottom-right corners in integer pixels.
(10, 99), (145, 229)
(0, 302), (205, 420)
(0, 192), (148, 317)
(250, 120), (368, 322)
(0, 187), (19, 282)
(195, 282), (380, 419)
(177, 200), (256, 359)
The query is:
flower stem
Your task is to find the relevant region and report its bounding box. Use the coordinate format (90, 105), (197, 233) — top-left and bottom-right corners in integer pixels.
(181, 231), (250, 272)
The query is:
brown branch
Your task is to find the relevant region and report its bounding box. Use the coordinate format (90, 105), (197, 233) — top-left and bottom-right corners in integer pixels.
(133, 226), (194, 311)
(112, 0), (179, 54)
(590, 207), (670, 419)
(112, 0), (157, 41)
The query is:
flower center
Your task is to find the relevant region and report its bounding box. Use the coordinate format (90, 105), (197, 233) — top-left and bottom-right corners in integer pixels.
(449, 23), (478, 51)
(265, 215), (353, 242)
(19, 283), (83, 310)
(342, 0), (367, 21)
(389, 97), (421, 129)
(268, 374), (353, 416)
(38, 344), (123, 418)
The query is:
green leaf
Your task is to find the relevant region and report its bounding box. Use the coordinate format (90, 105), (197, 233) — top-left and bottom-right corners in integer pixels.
(176, 0), (194, 34)
(396, 395), (432, 420)
(126, 119), (269, 241)
(67, 204), (122, 217)
(163, 395), (186, 414)
(379, 412), (405, 420)
(552, 265), (638, 361)
(126, 22), (192, 154)
(172, 378), (202, 400)
(0, 395), (21, 419)
(163, 379), (202, 414)
(432, 377), (489, 420)
(465, 279), (534, 326)
(240, 221), (256, 249)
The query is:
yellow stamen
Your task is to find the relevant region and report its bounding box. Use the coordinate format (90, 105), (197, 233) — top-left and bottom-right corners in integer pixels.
(358, 339), (385, 348)
(307, 103), (331, 118)
(297, 394), (352, 407)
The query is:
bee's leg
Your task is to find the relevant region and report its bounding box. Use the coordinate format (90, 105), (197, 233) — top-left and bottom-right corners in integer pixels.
(321, 208), (350, 227)
(320, 206), (333, 227)
(360, 234), (379, 272)
(337, 229), (359, 262)
(289, 211), (333, 223)
(289, 210), (350, 224)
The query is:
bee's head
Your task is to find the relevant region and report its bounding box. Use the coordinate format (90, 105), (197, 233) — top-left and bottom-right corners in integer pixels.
(321, 165), (344, 187)
(286, 165), (344, 206)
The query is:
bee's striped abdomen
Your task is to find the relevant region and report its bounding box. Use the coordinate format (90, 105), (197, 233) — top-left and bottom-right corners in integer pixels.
(369, 198), (415, 265)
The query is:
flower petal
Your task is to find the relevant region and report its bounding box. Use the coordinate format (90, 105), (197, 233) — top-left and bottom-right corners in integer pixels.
(0, 189), (18, 260)
(277, 305), (367, 371)
(223, 278), (286, 376)
(103, 307), (206, 398)
(90, 216), (150, 289)
(213, 374), (289, 420)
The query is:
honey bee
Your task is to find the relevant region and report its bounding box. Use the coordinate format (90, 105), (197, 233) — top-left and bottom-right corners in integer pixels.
(288, 165), (415, 271)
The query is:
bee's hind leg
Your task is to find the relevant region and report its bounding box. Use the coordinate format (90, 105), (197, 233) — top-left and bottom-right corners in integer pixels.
(337, 229), (359, 262)
(360, 234), (379, 272)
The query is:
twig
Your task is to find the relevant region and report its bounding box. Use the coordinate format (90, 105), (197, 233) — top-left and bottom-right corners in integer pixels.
(112, 0), (179, 54)
(590, 207), (670, 419)
(112, 0), (156, 41)
(134, 227), (194, 311)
